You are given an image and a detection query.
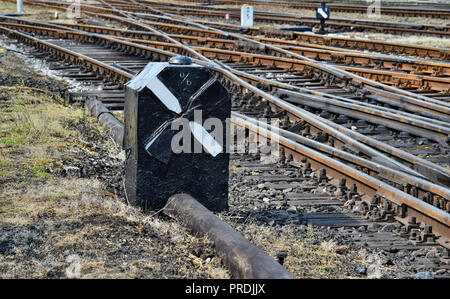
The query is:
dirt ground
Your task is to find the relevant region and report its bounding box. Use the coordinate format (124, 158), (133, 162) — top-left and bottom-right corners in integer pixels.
(0, 1), (75, 23)
(0, 51), (230, 279)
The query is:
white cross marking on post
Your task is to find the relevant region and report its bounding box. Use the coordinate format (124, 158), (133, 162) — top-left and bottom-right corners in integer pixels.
(318, 8), (328, 19)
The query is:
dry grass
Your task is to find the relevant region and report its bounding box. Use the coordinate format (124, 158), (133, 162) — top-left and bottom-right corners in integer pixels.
(222, 219), (367, 279)
(1, 177), (229, 278)
(0, 52), (230, 279)
(0, 1), (80, 23)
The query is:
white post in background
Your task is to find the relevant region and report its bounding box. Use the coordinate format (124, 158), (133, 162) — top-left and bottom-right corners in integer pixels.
(17, 0), (23, 13)
(241, 5), (253, 27)
(367, 0), (381, 19)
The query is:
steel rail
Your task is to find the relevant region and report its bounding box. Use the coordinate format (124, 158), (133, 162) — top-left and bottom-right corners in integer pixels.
(98, 6), (450, 110)
(134, 11), (450, 62)
(151, 2), (449, 31)
(104, 36), (450, 128)
(68, 8), (448, 241)
(19, 0), (450, 59)
(150, 4), (450, 37)
(165, 193), (296, 279)
(84, 98), (295, 279)
(36, 19), (449, 70)
(99, 1), (450, 33)
(7, 0), (450, 195)
(279, 89), (450, 146)
(209, 60), (450, 186)
(214, 60), (450, 183)
(233, 112), (450, 207)
(133, 10), (450, 61)
(230, 115), (450, 241)
(18, 0), (450, 62)
(177, 0), (450, 18)
(127, 9), (450, 96)
(80, 11), (450, 112)
(1, 17), (448, 182)
(209, 59), (450, 124)
(0, 25), (134, 83)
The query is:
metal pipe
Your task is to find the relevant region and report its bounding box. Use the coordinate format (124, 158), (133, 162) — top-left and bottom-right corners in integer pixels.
(85, 99), (124, 146)
(164, 193), (296, 279)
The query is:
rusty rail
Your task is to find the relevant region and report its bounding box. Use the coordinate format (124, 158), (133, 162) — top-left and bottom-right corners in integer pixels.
(231, 114), (450, 243)
(177, 0), (450, 18)
(149, 3), (450, 37)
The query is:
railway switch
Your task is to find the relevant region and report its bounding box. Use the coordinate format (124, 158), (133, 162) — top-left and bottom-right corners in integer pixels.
(124, 56), (231, 211)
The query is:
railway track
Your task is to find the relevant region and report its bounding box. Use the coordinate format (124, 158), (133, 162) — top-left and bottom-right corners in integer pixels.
(28, 11), (450, 97)
(2, 19), (449, 145)
(228, 151), (450, 277)
(179, 0), (450, 19)
(8, 0), (450, 61)
(1, 0), (449, 277)
(139, 2), (450, 38)
(46, 9), (450, 109)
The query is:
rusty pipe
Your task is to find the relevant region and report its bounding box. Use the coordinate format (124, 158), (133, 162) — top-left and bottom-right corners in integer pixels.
(85, 99), (124, 146)
(164, 193), (296, 279)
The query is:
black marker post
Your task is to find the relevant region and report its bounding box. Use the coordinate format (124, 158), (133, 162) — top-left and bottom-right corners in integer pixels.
(123, 56), (231, 212)
(316, 2), (330, 34)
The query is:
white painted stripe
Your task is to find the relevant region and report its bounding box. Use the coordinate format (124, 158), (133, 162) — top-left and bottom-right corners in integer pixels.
(318, 8), (328, 18)
(189, 121), (223, 157)
(144, 122), (168, 152)
(146, 77), (182, 114)
(144, 130), (162, 152)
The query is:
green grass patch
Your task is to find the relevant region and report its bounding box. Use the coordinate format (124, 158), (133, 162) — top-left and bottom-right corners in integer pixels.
(31, 165), (51, 179)
(0, 136), (26, 146)
(0, 171), (11, 177)
(0, 161), (11, 167)
(15, 181), (29, 187)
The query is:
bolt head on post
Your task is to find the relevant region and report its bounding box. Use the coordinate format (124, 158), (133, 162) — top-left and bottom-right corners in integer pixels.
(169, 55), (193, 65)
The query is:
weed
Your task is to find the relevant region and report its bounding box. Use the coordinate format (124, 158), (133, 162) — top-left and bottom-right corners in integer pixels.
(0, 171), (11, 177)
(31, 165), (51, 179)
(0, 161), (11, 167)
